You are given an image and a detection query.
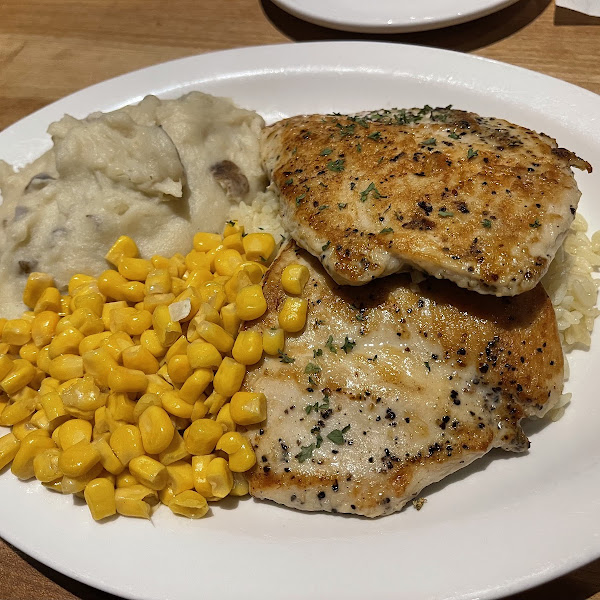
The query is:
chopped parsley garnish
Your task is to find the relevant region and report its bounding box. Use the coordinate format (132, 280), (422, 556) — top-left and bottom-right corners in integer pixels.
(338, 203), (347, 209)
(278, 350), (295, 363)
(295, 193), (305, 206)
(320, 148), (333, 156)
(367, 131), (381, 141)
(336, 123), (356, 137)
(355, 313), (365, 322)
(321, 240), (331, 251)
(325, 335), (338, 354)
(356, 143), (362, 153)
(448, 132), (460, 140)
(284, 177), (293, 185)
(438, 210), (454, 217)
(349, 115), (369, 128)
(424, 361), (431, 372)
(482, 219), (492, 228)
(226, 220), (235, 226)
(421, 137), (436, 146)
(380, 227), (394, 234)
(341, 337), (356, 353)
(327, 159), (345, 172)
(304, 363), (321, 375)
(305, 394), (330, 415)
(359, 182), (386, 203)
(295, 444), (315, 462)
(313, 348), (323, 358)
(467, 148), (478, 160)
(530, 219), (541, 228)
(318, 205), (329, 212)
(327, 425), (351, 445)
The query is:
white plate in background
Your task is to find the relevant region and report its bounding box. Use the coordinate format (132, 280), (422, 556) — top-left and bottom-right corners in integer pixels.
(0, 42), (599, 600)
(269, 0), (521, 32)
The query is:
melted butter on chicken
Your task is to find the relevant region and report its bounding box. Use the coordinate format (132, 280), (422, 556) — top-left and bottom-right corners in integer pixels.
(261, 107), (591, 296)
(242, 243), (564, 517)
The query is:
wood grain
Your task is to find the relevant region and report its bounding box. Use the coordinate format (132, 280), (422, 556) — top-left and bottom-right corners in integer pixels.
(0, 0), (599, 598)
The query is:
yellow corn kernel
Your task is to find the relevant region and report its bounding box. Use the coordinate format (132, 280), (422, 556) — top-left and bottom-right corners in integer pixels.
(39, 376), (59, 394)
(61, 462), (103, 494)
(33, 287), (62, 314)
(49, 354), (84, 382)
(115, 470), (137, 488)
(105, 235), (139, 266)
(101, 331), (134, 362)
(125, 280), (146, 303)
(193, 232), (222, 252)
(138, 405), (174, 454)
(143, 293), (176, 313)
(68, 309), (105, 337)
(58, 440), (101, 477)
(169, 490), (209, 519)
(33, 448), (62, 482)
(205, 456), (234, 499)
(170, 253), (187, 277)
(140, 330), (166, 359)
(106, 366), (147, 394)
(146, 374), (173, 395)
(29, 408), (52, 432)
(187, 341), (222, 370)
(232, 330), (263, 365)
(101, 301), (128, 330)
(92, 407), (109, 439)
(59, 295), (72, 317)
(48, 327), (85, 359)
(179, 370), (213, 406)
(145, 268), (172, 296)
(230, 392), (267, 426)
(185, 250), (211, 272)
(67, 274), (96, 296)
(166, 355), (192, 385)
(11, 430), (55, 480)
(158, 430), (189, 466)
(281, 263), (310, 295)
(161, 391), (194, 419)
(224, 271), (253, 306)
(1, 359), (36, 395)
(128, 455), (168, 490)
(61, 375), (106, 420)
(72, 292), (105, 317)
(114, 484), (157, 519)
(191, 454), (216, 498)
(121, 345), (159, 375)
(278, 297), (308, 333)
(172, 290), (200, 323)
(93, 436), (124, 475)
(132, 393), (161, 423)
(117, 257), (152, 282)
(58, 418), (92, 450)
(39, 391), (67, 424)
(110, 424), (144, 466)
(97, 270), (128, 301)
(204, 391), (227, 416)
(84, 477), (116, 520)
(0, 432), (21, 470)
(239, 261), (267, 284)
(220, 302), (242, 338)
(106, 392), (136, 423)
(196, 321), (234, 354)
(183, 418), (223, 455)
(152, 305), (181, 347)
(36, 346), (52, 374)
(109, 307), (153, 337)
(216, 431), (256, 472)
(185, 268), (213, 289)
(151, 254), (171, 272)
(79, 331), (112, 356)
(215, 404), (236, 433)
(213, 249), (243, 277)
(0, 356), (14, 381)
(82, 348), (118, 388)
(223, 220), (244, 237)
(164, 335), (188, 361)
(213, 357), (246, 398)
(186, 303), (222, 342)
(171, 277), (186, 297)
(190, 398), (208, 421)
(222, 232), (244, 254)
(19, 343), (38, 365)
(235, 284), (267, 321)
(231, 471), (250, 496)
(12, 417), (37, 441)
(2, 319), (32, 346)
(22, 272), (54, 309)
(242, 232), (276, 262)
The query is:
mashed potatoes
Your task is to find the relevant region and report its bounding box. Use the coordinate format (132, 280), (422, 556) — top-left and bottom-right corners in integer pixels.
(0, 92), (270, 318)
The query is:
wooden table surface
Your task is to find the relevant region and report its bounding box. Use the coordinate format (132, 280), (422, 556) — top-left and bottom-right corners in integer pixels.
(1, 0), (599, 598)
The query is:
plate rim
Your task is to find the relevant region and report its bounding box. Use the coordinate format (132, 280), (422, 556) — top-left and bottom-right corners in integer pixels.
(0, 41), (599, 600)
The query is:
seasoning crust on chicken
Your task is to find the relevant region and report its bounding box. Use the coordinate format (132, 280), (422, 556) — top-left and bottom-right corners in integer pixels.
(243, 243), (564, 517)
(261, 107), (591, 296)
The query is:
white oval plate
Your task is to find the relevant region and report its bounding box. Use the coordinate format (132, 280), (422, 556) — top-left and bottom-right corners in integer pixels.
(269, 0), (520, 32)
(1, 42), (599, 600)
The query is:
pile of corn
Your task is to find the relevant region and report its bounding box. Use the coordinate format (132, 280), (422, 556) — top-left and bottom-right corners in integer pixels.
(0, 222), (307, 521)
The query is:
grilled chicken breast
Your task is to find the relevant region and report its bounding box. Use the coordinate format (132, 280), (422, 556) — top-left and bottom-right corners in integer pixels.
(261, 107), (591, 296)
(243, 243), (564, 517)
